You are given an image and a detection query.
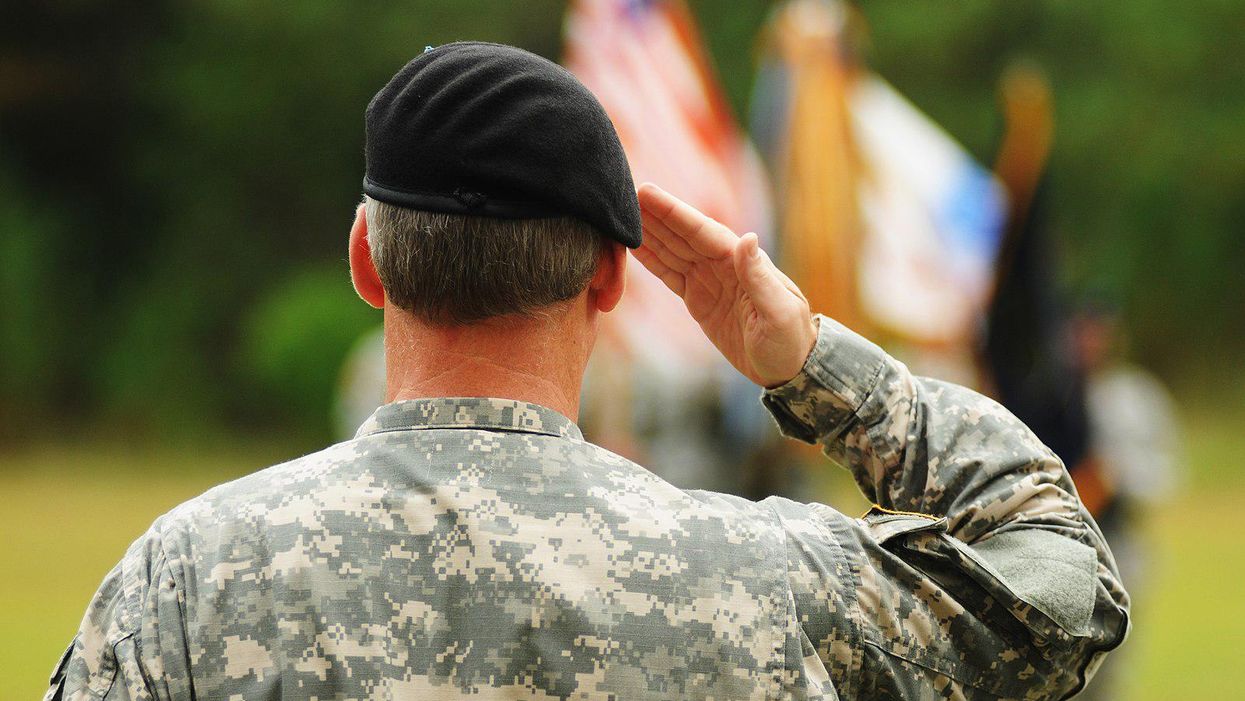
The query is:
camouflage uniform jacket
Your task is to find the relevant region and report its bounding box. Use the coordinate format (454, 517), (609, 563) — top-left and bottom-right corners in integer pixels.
(46, 316), (1129, 700)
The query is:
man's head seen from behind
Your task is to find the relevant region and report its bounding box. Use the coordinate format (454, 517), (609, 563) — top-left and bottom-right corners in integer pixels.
(351, 42), (639, 327)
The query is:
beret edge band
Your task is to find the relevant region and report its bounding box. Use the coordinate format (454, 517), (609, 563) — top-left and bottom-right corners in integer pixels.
(363, 177), (563, 220)
(362, 177), (641, 248)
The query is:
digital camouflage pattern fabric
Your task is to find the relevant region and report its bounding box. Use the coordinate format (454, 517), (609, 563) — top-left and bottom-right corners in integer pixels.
(46, 316), (1128, 700)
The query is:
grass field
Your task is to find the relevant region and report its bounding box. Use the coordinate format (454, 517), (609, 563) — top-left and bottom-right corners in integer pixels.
(1, 407), (1241, 700)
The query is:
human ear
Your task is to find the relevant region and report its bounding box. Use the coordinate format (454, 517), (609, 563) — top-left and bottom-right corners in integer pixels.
(349, 203), (385, 309)
(589, 241), (627, 314)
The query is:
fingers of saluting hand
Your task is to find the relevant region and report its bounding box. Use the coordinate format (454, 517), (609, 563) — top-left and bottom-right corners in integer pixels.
(637, 221), (690, 274)
(640, 210), (698, 270)
(637, 183), (738, 260)
(631, 244), (685, 296)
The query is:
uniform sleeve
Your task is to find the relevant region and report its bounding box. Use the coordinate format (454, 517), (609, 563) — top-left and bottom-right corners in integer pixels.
(46, 523), (194, 701)
(762, 315), (1130, 700)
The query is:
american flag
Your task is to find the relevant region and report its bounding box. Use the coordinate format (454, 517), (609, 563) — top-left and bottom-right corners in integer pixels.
(564, 0), (772, 370)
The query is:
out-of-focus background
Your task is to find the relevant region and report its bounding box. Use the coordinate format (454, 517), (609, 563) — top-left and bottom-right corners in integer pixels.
(2, 1), (1242, 698)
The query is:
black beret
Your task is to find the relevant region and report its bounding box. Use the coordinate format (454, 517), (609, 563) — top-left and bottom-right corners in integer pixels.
(364, 42), (641, 248)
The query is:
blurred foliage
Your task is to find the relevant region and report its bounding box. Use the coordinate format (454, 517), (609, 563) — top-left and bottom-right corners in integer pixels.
(1, 0), (1241, 442)
(240, 265), (377, 439)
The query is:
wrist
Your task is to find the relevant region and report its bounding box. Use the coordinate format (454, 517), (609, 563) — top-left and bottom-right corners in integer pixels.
(763, 315), (820, 390)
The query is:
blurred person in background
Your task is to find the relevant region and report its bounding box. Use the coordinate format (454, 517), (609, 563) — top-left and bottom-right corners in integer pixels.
(47, 43), (1127, 701)
(1073, 302), (1180, 537)
(985, 64), (1180, 700)
(1070, 300), (1179, 701)
(335, 325), (386, 440)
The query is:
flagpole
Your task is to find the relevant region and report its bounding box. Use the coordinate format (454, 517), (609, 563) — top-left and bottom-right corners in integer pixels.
(772, 0), (869, 335)
(990, 62), (1054, 304)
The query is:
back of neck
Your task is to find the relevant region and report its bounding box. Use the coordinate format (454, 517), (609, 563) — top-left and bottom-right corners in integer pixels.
(382, 306), (590, 420)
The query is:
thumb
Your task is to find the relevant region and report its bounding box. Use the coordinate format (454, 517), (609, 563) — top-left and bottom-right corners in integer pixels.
(734, 233), (793, 320)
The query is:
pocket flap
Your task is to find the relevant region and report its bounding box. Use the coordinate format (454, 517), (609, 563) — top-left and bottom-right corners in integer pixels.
(967, 528), (1098, 637)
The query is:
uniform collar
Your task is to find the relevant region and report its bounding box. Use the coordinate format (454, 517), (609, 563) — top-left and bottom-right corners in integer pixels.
(355, 397), (583, 441)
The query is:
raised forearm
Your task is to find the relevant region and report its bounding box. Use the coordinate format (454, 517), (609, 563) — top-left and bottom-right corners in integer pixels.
(765, 314), (1093, 544)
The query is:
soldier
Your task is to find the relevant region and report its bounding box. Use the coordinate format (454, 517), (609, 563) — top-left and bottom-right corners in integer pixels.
(47, 43), (1128, 700)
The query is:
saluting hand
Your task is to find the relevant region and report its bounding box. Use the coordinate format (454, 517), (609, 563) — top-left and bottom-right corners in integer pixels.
(633, 183), (818, 388)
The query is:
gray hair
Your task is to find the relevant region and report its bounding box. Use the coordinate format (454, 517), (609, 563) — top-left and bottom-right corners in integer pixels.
(364, 196), (604, 325)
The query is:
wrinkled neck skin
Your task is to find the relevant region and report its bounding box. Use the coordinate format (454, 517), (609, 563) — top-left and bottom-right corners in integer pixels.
(382, 298), (598, 421)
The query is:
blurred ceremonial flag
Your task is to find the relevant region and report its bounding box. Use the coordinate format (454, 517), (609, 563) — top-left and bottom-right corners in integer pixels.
(754, 0), (1007, 360)
(852, 78), (1009, 346)
(563, 0), (779, 491)
(564, 0), (772, 372)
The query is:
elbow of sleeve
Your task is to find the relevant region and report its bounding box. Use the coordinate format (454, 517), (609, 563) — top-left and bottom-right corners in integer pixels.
(983, 525), (1132, 700)
(1054, 586), (1130, 700)
(981, 529), (1131, 701)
